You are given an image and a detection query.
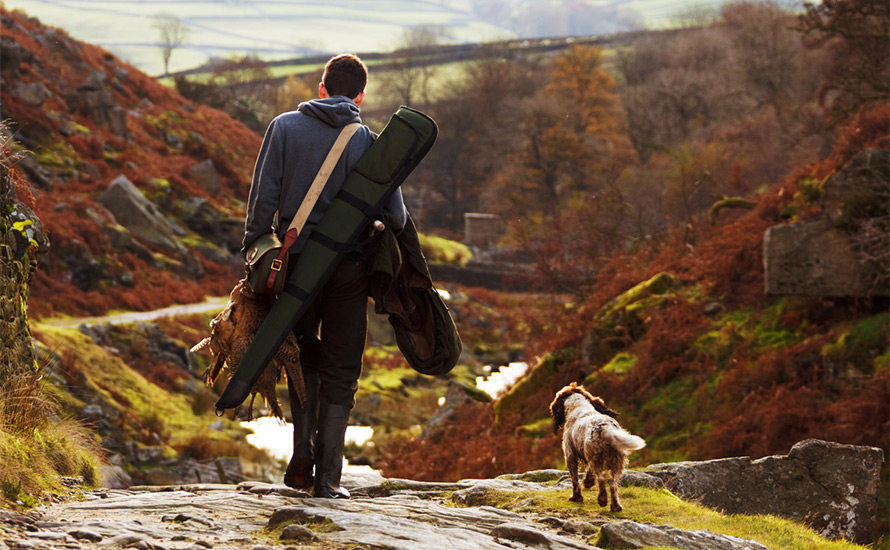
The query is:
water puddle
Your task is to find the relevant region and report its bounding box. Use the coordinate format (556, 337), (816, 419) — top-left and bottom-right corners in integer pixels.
(241, 418), (377, 474)
(475, 361), (530, 399)
(245, 361), (531, 463)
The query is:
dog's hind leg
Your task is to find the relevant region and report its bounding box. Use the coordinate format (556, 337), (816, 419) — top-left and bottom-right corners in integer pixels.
(609, 474), (622, 512)
(608, 454), (625, 512)
(566, 450), (583, 502)
(583, 467), (596, 489)
(596, 470), (609, 508)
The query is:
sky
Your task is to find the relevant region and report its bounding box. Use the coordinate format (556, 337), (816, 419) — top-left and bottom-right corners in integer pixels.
(3, 0), (730, 76)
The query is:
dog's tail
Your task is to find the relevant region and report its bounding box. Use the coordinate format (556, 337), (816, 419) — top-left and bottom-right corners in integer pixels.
(604, 425), (646, 453)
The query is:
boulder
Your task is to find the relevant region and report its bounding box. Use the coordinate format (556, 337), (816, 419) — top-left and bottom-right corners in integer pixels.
(66, 84), (128, 138)
(0, 34), (33, 74)
(764, 148), (888, 297)
(98, 465), (132, 490)
(420, 380), (491, 439)
(188, 160), (221, 194)
(180, 197), (243, 254)
(599, 521), (771, 550)
(279, 524), (316, 542)
(821, 148), (889, 227)
(763, 219), (880, 297)
(98, 175), (185, 254)
(13, 81), (51, 106)
(645, 439), (884, 543)
(581, 272), (677, 365)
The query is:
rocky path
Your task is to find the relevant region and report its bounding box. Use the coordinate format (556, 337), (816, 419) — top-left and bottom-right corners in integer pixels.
(1, 440), (881, 550)
(1, 471), (593, 550)
(0, 469), (791, 550)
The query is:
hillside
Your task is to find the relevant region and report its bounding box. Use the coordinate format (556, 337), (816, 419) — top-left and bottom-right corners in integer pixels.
(2, 3), (888, 546)
(378, 105), (890, 538)
(2, 6), (259, 319)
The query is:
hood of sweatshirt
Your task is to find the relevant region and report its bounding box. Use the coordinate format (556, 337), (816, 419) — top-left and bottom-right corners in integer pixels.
(297, 96), (362, 127)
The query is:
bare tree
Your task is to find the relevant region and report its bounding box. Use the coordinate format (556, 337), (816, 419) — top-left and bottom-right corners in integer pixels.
(153, 14), (189, 76)
(376, 26), (443, 110)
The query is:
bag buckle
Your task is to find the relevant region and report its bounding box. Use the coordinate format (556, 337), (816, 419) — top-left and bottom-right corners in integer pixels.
(270, 259), (283, 272)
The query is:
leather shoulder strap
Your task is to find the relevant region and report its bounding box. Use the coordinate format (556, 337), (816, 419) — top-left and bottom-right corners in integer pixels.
(284, 122), (361, 239)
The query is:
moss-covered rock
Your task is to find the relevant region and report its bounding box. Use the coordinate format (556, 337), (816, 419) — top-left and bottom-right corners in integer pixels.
(581, 272), (677, 366)
(493, 348), (575, 425)
(820, 313), (889, 381)
(0, 163), (48, 384)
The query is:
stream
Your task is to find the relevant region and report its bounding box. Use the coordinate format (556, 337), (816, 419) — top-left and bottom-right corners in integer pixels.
(38, 294), (530, 471)
(243, 361), (530, 465)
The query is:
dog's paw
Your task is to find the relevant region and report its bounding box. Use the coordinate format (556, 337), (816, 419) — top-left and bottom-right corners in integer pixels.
(583, 477), (595, 489)
(569, 493), (584, 503)
(597, 492), (609, 507)
(610, 503), (623, 513)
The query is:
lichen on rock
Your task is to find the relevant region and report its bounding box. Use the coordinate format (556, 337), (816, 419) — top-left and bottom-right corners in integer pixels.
(0, 163), (49, 383)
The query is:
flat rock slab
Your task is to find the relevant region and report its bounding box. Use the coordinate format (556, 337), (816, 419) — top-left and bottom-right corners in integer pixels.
(646, 439), (884, 543)
(8, 483), (602, 550)
(600, 521), (772, 550)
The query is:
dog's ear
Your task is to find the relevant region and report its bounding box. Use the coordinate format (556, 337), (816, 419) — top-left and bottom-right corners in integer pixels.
(590, 397), (619, 418)
(549, 392), (567, 433)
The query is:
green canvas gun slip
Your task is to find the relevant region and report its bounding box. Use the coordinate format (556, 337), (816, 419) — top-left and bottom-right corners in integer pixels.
(215, 107), (438, 412)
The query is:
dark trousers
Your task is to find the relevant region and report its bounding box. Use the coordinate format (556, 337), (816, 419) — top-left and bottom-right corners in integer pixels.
(292, 258), (368, 408)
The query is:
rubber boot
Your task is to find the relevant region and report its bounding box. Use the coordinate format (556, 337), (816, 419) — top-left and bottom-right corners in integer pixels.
(313, 403), (351, 499)
(283, 369), (319, 489)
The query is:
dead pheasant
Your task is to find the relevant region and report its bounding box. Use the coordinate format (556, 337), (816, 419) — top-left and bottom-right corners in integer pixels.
(191, 280), (305, 419)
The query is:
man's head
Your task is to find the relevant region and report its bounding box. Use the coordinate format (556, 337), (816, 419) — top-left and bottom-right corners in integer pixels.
(320, 54), (367, 104)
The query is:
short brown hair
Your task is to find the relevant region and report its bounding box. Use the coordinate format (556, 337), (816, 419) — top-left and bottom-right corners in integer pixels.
(322, 54), (367, 99)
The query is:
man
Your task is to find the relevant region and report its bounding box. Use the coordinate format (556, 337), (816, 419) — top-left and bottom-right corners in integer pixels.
(243, 54), (406, 498)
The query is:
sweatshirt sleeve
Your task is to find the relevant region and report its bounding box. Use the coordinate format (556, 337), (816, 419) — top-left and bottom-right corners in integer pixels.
(384, 187), (407, 233)
(242, 118), (284, 254)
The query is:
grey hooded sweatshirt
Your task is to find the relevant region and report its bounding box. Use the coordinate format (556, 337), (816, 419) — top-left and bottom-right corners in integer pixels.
(242, 96), (407, 255)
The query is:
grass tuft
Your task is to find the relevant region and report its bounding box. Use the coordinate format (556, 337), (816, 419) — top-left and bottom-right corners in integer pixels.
(0, 365), (101, 505)
(454, 485), (870, 550)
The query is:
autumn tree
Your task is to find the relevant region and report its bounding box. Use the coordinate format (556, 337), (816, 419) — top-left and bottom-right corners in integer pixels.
(403, 49), (542, 231)
(153, 14), (189, 76)
(275, 74), (315, 114)
(494, 46), (634, 218)
(491, 46), (636, 292)
(613, 1), (834, 234)
(798, 0), (890, 116)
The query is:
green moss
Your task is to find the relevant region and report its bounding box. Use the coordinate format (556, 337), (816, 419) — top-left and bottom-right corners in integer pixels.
(693, 301), (800, 367)
(33, 326), (206, 440)
(34, 140), (80, 169)
(633, 376), (700, 463)
(454, 379), (494, 403)
(602, 352), (637, 375)
(455, 485), (865, 550)
(875, 350), (890, 370)
(418, 233), (473, 266)
(794, 176), (825, 204)
(583, 352), (637, 387)
(498, 470), (565, 484)
(821, 313), (889, 373)
(516, 417), (552, 437)
(180, 233), (219, 250)
(597, 272), (676, 324)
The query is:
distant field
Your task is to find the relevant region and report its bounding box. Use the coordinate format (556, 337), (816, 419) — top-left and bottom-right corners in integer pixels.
(2, 0), (513, 76)
(1, 0), (764, 77)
